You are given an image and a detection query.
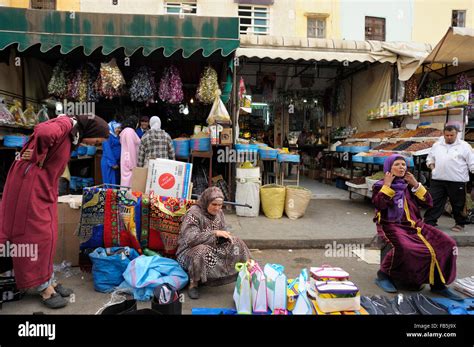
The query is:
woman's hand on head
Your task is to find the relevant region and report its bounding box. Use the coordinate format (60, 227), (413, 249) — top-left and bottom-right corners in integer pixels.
(383, 172), (395, 187)
(215, 230), (232, 239)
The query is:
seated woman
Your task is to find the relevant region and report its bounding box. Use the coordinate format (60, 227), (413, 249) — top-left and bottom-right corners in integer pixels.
(176, 187), (251, 299)
(372, 154), (462, 300)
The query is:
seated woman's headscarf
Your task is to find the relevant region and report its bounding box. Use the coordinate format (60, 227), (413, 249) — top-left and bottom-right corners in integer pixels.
(373, 154), (408, 222)
(150, 116), (161, 130)
(108, 120), (121, 138)
(69, 114), (109, 147)
(198, 187), (224, 214)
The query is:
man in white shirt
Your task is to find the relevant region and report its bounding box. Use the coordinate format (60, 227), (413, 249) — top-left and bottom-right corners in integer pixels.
(424, 125), (474, 232)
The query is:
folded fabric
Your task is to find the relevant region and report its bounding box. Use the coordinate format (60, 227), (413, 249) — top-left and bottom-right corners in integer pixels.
(391, 294), (418, 315)
(453, 276), (474, 297)
(409, 293), (449, 315)
(360, 295), (400, 315)
(430, 298), (474, 315)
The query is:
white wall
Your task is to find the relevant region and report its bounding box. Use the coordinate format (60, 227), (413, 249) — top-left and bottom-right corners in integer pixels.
(80, 0), (164, 14)
(340, 0), (414, 41)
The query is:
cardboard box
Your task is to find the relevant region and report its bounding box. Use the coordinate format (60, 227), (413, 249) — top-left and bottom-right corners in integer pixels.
(220, 128), (233, 145)
(146, 159), (193, 199)
(131, 167), (148, 193)
(54, 203), (81, 266)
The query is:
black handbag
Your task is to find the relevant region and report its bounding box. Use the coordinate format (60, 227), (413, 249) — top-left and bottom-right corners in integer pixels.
(151, 284), (182, 315)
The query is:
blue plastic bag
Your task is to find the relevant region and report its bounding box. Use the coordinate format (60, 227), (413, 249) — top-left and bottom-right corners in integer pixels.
(120, 255), (189, 301)
(89, 247), (139, 293)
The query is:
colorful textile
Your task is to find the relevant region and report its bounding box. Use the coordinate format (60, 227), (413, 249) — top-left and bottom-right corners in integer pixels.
(140, 194), (151, 249)
(104, 189), (119, 248)
(104, 189), (142, 253)
(78, 187), (106, 247)
(149, 195), (195, 256)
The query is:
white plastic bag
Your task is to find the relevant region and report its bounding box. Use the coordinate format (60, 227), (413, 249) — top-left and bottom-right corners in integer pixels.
(207, 93), (231, 125)
(248, 260), (267, 313)
(264, 263), (287, 311)
(293, 269), (313, 315)
(233, 262), (252, 314)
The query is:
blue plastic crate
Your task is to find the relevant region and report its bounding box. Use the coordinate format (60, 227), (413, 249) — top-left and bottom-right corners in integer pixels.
(352, 155), (365, 163)
(348, 146), (371, 153)
(77, 146), (88, 156)
(3, 135), (28, 148)
(190, 137), (211, 152)
(277, 153), (300, 163)
(173, 139), (191, 158)
(362, 155), (374, 164)
(235, 143), (259, 152)
(86, 146), (97, 156)
(259, 148), (278, 159)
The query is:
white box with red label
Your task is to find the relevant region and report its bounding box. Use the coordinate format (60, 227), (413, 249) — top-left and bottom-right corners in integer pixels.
(145, 159), (193, 199)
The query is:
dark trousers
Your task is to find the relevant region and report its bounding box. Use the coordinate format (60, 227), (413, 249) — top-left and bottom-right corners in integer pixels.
(424, 180), (467, 226)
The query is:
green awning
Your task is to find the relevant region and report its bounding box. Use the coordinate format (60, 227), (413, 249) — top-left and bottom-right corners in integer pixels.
(0, 7), (239, 57)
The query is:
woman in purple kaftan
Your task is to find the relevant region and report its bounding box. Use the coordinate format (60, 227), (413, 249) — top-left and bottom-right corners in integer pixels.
(372, 154), (461, 300)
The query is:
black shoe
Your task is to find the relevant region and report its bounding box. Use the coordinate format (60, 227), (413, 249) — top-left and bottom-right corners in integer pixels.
(188, 287), (199, 300)
(54, 284), (74, 297)
(42, 293), (68, 309)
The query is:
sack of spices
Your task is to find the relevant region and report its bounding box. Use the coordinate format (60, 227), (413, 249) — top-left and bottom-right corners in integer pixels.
(260, 184), (286, 219)
(285, 186), (312, 220)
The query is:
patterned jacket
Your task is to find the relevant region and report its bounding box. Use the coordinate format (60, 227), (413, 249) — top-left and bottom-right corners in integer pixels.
(137, 129), (175, 167)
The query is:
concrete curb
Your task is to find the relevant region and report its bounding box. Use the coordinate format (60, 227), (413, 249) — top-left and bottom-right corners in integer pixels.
(243, 235), (474, 249)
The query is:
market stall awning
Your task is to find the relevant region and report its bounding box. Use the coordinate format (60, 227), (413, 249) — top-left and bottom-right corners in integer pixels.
(0, 7), (239, 57)
(236, 35), (432, 81)
(424, 27), (474, 64)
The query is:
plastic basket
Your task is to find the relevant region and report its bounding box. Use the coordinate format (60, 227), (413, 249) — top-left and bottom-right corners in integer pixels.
(348, 146), (370, 153)
(190, 137), (211, 152)
(86, 146), (97, 156)
(235, 143), (259, 152)
(77, 146), (88, 156)
(173, 139), (191, 158)
(258, 148), (278, 159)
(3, 135), (28, 148)
(277, 153), (300, 163)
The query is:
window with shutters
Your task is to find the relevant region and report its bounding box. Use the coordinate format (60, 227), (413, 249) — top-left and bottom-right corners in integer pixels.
(452, 10), (466, 27)
(165, 1), (197, 15)
(30, 0), (56, 10)
(239, 5), (269, 35)
(307, 17), (326, 38)
(365, 16), (385, 41)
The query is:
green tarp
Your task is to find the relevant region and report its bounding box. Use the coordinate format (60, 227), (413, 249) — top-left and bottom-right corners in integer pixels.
(0, 7), (239, 57)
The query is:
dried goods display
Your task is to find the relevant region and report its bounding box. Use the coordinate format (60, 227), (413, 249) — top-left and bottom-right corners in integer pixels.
(393, 141), (416, 151)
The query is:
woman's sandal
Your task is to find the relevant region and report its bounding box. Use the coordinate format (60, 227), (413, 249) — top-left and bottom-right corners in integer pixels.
(42, 293), (68, 309)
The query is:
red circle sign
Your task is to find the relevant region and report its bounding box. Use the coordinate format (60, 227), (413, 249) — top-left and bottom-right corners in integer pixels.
(158, 173), (175, 190)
